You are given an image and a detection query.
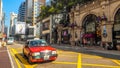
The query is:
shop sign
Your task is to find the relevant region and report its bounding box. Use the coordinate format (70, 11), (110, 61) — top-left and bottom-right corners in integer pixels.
(86, 22), (95, 32)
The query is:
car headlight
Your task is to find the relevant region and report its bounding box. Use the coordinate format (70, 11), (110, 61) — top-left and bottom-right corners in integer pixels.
(32, 52), (40, 56)
(52, 51), (57, 54)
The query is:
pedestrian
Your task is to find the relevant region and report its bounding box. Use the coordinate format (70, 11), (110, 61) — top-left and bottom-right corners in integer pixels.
(83, 38), (87, 46)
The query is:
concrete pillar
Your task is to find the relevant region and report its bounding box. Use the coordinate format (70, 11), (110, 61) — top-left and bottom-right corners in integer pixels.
(57, 25), (62, 44)
(101, 21), (113, 43)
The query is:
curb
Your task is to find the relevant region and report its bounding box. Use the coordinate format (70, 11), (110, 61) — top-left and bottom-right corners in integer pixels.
(52, 44), (120, 60)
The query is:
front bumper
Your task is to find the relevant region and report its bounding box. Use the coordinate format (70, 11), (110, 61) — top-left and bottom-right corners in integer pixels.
(30, 54), (58, 63)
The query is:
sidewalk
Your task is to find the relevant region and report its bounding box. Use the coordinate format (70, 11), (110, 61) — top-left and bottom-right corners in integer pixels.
(52, 44), (120, 60)
(0, 47), (12, 68)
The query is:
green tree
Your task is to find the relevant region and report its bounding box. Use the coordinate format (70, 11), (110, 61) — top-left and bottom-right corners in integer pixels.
(38, 0), (95, 20)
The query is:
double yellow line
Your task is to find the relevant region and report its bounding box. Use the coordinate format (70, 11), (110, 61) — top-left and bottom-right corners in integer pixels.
(10, 49), (22, 68)
(10, 48), (37, 68)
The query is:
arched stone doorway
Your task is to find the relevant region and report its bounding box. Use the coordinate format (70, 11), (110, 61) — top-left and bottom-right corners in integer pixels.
(82, 14), (101, 46)
(113, 8), (120, 50)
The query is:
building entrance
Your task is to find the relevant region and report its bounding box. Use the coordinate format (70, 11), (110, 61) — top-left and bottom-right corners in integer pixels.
(82, 14), (101, 46)
(113, 8), (120, 49)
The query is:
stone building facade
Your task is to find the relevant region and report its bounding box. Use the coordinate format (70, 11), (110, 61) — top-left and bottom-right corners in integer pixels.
(69, 0), (120, 50)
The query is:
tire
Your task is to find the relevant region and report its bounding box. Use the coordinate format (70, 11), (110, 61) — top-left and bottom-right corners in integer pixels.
(28, 56), (33, 64)
(23, 50), (27, 58)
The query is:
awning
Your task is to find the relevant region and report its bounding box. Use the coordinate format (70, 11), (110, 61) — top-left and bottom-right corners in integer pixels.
(83, 34), (95, 38)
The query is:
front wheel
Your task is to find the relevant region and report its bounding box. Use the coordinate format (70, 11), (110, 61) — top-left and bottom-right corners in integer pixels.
(23, 50), (26, 58)
(28, 56), (33, 64)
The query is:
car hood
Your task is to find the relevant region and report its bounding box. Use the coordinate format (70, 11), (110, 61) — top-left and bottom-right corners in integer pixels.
(29, 46), (56, 52)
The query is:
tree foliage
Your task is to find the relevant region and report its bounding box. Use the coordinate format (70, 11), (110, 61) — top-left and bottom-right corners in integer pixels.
(38, 0), (95, 20)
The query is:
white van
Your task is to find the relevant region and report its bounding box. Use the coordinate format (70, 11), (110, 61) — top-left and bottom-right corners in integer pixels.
(7, 37), (14, 44)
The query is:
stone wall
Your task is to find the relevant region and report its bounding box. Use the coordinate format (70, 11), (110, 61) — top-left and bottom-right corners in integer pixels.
(69, 0), (120, 45)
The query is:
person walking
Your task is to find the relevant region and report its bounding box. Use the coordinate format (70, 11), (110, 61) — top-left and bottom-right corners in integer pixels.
(83, 38), (87, 47)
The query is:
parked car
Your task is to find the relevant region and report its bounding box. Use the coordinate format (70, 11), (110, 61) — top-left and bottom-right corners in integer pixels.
(7, 37), (14, 45)
(23, 39), (58, 64)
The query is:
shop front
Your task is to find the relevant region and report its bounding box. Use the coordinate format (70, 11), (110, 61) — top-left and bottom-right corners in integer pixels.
(42, 19), (50, 44)
(61, 29), (70, 44)
(42, 33), (50, 44)
(82, 14), (101, 46)
(113, 8), (120, 50)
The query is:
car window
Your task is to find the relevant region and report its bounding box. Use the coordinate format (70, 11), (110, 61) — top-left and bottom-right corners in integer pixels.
(29, 40), (48, 47)
(7, 37), (14, 41)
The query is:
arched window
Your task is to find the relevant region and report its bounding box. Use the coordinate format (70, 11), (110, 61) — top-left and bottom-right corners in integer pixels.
(114, 8), (120, 31)
(82, 14), (97, 33)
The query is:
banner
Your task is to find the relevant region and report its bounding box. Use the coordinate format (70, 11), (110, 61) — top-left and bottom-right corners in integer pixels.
(15, 22), (26, 34)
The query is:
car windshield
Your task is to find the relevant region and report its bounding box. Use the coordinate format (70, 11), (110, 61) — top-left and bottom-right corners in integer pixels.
(8, 37), (14, 41)
(29, 40), (48, 47)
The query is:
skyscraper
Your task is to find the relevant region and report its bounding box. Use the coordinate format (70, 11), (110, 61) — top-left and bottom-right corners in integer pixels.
(18, 2), (26, 22)
(9, 12), (17, 37)
(0, 0), (3, 33)
(26, 0), (46, 25)
(26, 0), (33, 25)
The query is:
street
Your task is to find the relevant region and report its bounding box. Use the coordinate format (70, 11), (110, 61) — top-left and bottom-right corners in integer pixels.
(0, 0), (120, 68)
(4, 42), (120, 68)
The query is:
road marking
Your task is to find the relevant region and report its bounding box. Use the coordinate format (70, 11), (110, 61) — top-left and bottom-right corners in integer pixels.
(11, 48), (37, 68)
(15, 48), (22, 50)
(83, 63), (120, 68)
(10, 49), (22, 68)
(7, 47), (15, 68)
(60, 54), (77, 58)
(77, 53), (81, 68)
(52, 61), (77, 64)
(112, 60), (120, 66)
(82, 56), (103, 59)
(58, 51), (78, 54)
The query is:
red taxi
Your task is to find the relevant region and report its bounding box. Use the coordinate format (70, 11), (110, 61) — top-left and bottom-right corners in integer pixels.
(23, 39), (58, 64)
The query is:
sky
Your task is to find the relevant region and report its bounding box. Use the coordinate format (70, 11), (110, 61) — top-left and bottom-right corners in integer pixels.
(3, 0), (25, 27)
(3, 0), (49, 28)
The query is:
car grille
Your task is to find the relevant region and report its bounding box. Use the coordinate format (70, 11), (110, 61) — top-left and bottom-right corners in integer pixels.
(40, 50), (52, 57)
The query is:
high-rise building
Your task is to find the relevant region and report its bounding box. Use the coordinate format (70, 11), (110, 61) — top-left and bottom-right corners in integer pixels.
(26, 0), (33, 25)
(9, 12), (17, 37)
(0, 0), (5, 38)
(18, 2), (26, 22)
(4, 26), (8, 37)
(26, 0), (46, 25)
(0, 0), (3, 33)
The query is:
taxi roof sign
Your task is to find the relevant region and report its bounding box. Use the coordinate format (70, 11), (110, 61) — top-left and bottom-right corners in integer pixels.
(34, 38), (40, 40)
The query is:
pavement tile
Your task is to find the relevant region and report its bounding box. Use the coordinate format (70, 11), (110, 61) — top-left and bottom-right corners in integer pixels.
(0, 47), (11, 68)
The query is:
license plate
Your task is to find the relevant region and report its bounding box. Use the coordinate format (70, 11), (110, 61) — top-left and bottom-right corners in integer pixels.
(35, 56), (40, 59)
(44, 55), (49, 60)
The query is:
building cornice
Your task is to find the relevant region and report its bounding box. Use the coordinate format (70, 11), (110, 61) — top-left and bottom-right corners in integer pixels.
(70, 0), (118, 14)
